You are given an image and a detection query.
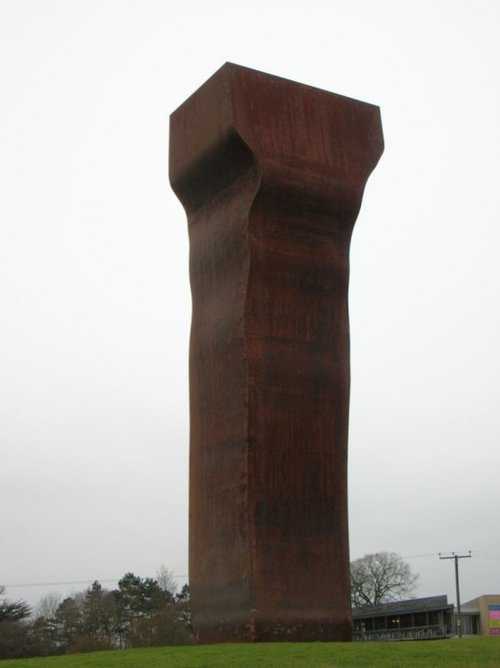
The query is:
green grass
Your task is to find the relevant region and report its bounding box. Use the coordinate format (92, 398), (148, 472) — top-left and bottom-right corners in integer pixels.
(2, 638), (499, 668)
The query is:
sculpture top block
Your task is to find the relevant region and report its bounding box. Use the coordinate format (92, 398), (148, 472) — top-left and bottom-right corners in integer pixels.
(170, 62), (383, 214)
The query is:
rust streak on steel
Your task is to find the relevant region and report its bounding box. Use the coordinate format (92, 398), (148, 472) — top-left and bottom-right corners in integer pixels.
(169, 63), (384, 643)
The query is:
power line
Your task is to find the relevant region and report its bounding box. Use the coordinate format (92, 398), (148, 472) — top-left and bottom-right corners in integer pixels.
(4, 574), (189, 589)
(5, 579), (119, 589)
(401, 552), (439, 559)
(472, 551), (500, 561)
(403, 549), (500, 561)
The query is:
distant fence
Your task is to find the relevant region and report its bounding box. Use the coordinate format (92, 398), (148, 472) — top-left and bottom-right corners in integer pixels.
(353, 624), (451, 642)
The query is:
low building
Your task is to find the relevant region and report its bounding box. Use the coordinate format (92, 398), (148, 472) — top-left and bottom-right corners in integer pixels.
(461, 595), (500, 636)
(352, 595), (454, 641)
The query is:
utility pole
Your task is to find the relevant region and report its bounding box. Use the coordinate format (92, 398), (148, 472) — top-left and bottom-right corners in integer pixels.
(439, 551), (471, 637)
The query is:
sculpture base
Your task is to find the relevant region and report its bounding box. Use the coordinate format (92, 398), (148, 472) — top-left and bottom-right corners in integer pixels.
(196, 615), (352, 644)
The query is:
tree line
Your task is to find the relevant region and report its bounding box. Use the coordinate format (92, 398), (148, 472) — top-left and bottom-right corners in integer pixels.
(0, 571), (192, 660)
(1, 553), (418, 658)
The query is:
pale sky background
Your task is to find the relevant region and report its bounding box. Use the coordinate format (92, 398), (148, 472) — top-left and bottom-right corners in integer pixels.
(1, 0), (499, 611)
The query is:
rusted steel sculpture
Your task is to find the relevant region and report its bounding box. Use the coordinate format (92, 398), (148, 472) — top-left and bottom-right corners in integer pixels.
(169, 63), (383, 643)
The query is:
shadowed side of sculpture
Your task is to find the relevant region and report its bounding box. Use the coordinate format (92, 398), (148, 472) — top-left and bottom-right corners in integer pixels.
(169, 63), (383, 643)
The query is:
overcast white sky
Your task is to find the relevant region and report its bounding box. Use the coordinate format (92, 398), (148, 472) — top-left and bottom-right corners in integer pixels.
(1, 0), (499, 610)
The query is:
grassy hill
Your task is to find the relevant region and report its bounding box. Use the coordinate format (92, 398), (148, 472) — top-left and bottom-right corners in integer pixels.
(1, 638), (500, 667)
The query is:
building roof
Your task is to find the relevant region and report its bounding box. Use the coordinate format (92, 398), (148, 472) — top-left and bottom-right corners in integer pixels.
(352, 595), (453, 619)
(462, 594), (500, 608)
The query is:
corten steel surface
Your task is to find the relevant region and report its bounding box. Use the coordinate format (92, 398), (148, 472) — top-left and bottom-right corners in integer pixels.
(169, 63), (383, 643)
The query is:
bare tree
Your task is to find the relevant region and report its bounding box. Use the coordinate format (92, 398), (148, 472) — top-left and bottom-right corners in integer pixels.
(350, 552), (419, 607)
(35, 593), (62, 621)
(155, 565), (177, 597)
